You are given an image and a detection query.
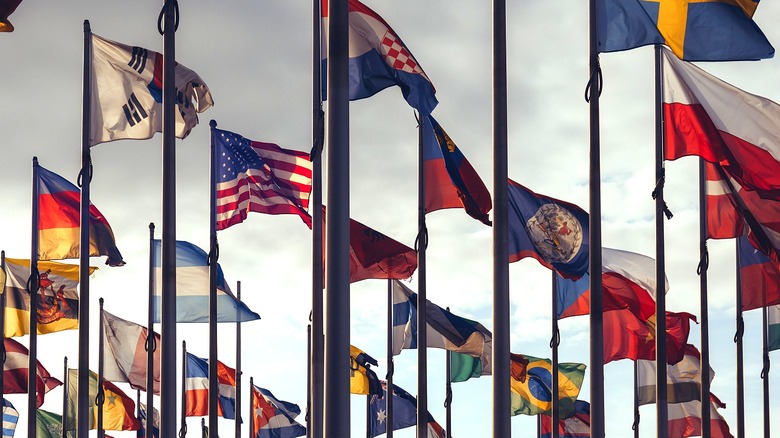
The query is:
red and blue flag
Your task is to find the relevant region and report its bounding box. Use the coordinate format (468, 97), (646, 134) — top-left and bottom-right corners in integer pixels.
(541, 400), (590, 438)
(184, 353), (237, 419)
(737, 235), (780, 311)
(251, 385), (306, 438)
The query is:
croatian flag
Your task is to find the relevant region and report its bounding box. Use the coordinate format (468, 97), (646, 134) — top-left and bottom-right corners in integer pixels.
(321, 0), (437, 115)
(185, 353), (237, 419)
(152, 240), (260, 323)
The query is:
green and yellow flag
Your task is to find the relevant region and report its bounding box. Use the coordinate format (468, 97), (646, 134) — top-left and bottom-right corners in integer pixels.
(36, 409), (63, 438)
(65, 369), (141, 432)
(509, 353), (586, 417)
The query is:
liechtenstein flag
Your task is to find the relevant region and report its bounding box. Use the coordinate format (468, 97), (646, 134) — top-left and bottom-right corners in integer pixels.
(321, 0), (438, 115)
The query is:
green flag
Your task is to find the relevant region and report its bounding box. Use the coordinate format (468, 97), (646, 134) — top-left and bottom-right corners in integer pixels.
(37, 409), (63, 438)
(450, 352), (483, 383)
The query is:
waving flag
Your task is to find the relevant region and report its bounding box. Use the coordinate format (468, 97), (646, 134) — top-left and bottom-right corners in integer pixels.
(604, 310), (696, 365)
(508, 179), (589, 279)
(139, 403), (160, 438)
(349, 345), (381, 396)
(251, 385), (306, 438)
(369, 381), (445, 438)
(509, 354), (586, 417)
(37, 165), (124, 266)
(638, 344), (711, 405)
(321, 0), (437, 115)
(737, 235), (780, 311)
(597, 0), (772, 60)
(668, 393), (734, 438)
(184, 353), (237, 418)
(0, 0), (22, 32)
(101, 310), (161, 394)
(213, 128), (313, 230)
(3, 338), (62, 407)
(422, 115), (491, 225)
(541, 400), (590, 438)
(36, 409), (62, 438)
(2, 399), (18, 438)
(64, 369), (140, 432)
(89, 33), (213, 146)
(152, 240), (260, 323)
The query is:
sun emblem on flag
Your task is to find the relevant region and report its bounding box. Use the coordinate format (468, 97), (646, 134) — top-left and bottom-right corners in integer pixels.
(526, 204), (583, 263)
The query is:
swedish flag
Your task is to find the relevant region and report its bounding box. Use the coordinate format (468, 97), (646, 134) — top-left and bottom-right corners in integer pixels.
(510, 354), (586, 417)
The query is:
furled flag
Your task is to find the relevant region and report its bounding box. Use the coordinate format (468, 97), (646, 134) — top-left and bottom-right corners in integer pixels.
(668, 393), (734, 438)
(101, 310), (161, 394)
(2, 399), (18, 438)
(540, 400), (590, 438)
(89, 33), (213, 146)
(213, 127), (313, 229)
(152, 240), (260, 323)
(769, 305), (780, 351)
(597, 0), (773, 61)
(37, 165), (125, 266)
(663, 46), (780, 196)
(3, 337), (62, 407)
(422, 115), (492, 225)
(603, 310), (696, 365)
(0, 0), (22, 32)
(509, 353), (586, 417)
(251, 385), (306, 438)
(508, 179), (589, 279)
(637, 344), (712, 405)
(322, 207), (417, 283)
(321, 0), (437, 115)
(737, 235), (780, 311)
(4, 258), (96, 336)
(36, 409), (63, 438)
(350, 345), (382, 396)
(184, 352), (237, 418)
(64, 369), (141, 432)
(392, 280), (492, 375)
(369, 381), (445, 438)
(139, 403), (160, 438)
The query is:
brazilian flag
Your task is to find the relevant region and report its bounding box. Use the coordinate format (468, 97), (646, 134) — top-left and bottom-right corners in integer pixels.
(509, 353), (586, 417)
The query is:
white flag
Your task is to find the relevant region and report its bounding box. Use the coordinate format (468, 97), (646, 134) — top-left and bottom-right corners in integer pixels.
(89, 33), (213, 146)
(102, 310), (161, 395)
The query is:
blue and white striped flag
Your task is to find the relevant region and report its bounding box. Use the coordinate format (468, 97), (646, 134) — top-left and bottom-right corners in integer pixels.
(2, 399), (19, 438)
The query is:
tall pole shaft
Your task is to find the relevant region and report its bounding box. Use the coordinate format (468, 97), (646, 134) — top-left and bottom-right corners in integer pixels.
(0, 251), (5, 398)
(386, 280), (394, 438)
(62, 356), (69, 438)
(324, 0), (351, 435)
(208, 121), (219, 438)
(236, 282), (242, 438)
(181, 341), (187, 437)
(633, 360), (640, 438)
(735, 243), (745, 438)
(250, 377), (255, 438)
(492, 0), (511, 435)
(97, 298), (105, 438)
(697, 159), (711, 436)
(551, 272), (559, 438)
(30, 157), (41, 437)
(147, 223), (156, 438)
(416, 117), (428, 438)
(762, 305), (771, 437)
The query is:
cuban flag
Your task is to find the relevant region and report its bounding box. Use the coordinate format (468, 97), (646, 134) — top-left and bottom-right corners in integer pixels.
(321, 0), (437, 115)
(185, 353), (237, 419)
(251, 385), (306, 438)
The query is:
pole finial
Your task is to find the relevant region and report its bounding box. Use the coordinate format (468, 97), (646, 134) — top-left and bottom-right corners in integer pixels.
(209, 120), (217, 128)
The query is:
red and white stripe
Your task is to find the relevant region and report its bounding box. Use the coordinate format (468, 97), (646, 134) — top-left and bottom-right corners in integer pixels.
(668, 393), (734, 438)
(3, 338), (62, 407)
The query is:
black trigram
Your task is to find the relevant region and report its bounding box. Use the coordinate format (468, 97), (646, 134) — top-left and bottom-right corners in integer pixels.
(122, 93), (149, 127)
(128, 46), (148, 74)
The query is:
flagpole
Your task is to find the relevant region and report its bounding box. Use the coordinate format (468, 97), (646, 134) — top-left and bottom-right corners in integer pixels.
(62, 356), (69, 438)
(181, 340), (187, 438)
(160, 0), (179, 437)
(208, 120), (220, 438)
(307, 323), (312, 438)
(551, 272), (559, 438)
(735, 242), (745, 438)
(587, 0), (605, 436)
(444, 309), (451, 438)
(386, 280), (394, 438)
(30, 156), (41, 437)
(697, 159), (711, 436)
(236, 281), (242, 438)
(653, 44), (669, 438)
(78, 19), (93, 438)
(416, 115), (429, 438)
(97, 297), (106, 438)
(201, 418), (206, 438)
(492, 0), (511, 434)
(632, 360), (639, 438)
(137, 390), (142, 438)
(761, 304), (770, 437)
(365, 395), (370, 438)
(249, 376), (255, 438)
(0, 251), (5, 398)
(324, 0), (351, 435)
(147, 222), (156, 438)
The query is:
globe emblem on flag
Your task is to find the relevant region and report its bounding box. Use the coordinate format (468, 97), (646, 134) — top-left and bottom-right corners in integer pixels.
(525, 204), (583, 263)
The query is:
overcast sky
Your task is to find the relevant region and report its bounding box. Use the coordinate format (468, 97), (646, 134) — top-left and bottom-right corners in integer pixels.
(2, 0), (780, 436)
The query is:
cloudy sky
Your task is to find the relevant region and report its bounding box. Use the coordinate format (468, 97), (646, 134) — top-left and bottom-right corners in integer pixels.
(2, 0), (780, 436)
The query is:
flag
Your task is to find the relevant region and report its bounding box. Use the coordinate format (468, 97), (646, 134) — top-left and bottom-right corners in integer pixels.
(668, 393), (734, 438)
(65, 369), (141, 431)
(3, 258), (96, 336)
(101, 310), (161, 394)
(597, 0), (773, 60)
(3, 337), (62, 407)
(152, 240), (260, 323)
(603, 310), (696, 364)
(37, 165), (125, 266)
(422, 115), (492, 225)
(213, 128), (313, 230)
(637, 344), (711, 405)
(184, 353), (237, 418)
(36, 409), (62, 438)
(321, 0), (437, 115)
(139, 403), (159, 438)
(449, 351), (484, 383)
(540, 400), (590, 438)
(737, 235), (780, 310)
(0, 0), (21, 32)
(392, 280), (492, 373)
(251, 385), (306, 438)
(369, 381), (445, 438)
(2, 399), (18, 438)
(509, 353), (586, 417)
(704, 162), (744, 239)
(508, 179), (589, 279)
(349, 345), (381, 396)
(89, 33), (213, 146)
(322, 208), (417, 283)
(663, 47), (780, 197)
(768, 305), (780, 351)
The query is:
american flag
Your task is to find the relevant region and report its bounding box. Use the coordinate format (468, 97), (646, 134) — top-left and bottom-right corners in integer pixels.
(214, 128), (312, 230)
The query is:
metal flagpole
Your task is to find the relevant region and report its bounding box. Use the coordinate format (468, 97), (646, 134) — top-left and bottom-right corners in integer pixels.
(632, 360), (640, 438)
(250, 376), (255, 438)
(551, 272), (560, 438)
(208, 120), (220, 438)
(653, 44), (668, 438)
(77, 19), (93, 438)
(180, 341), (188, 438)
(30, 156), (41, 437)
(62, 356), (69, 438)
(137, 390), (142, 438)
(735, 242), (745, 438)
(697, 159), (711, 436)
(587, 1), (605, 436)
(366, 395), (371, 438)
(236, 281), (242, 438)
(444, 308), (451, 438)
(307, 324), (312, 438)
(387, 280), (394, 438)
(147, 223), (156, 438)
(160, 0), (179, 437)
(0, 251), (5, 398)
(97, 298), (106, 438)
(762, 304), (771, 437)
(492, 0), (511, 435)
(416, 115), (429, 438)
(324, 0), (351, 434)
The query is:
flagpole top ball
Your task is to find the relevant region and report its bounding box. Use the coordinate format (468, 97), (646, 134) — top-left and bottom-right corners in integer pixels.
(210, 119), (217, 128)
